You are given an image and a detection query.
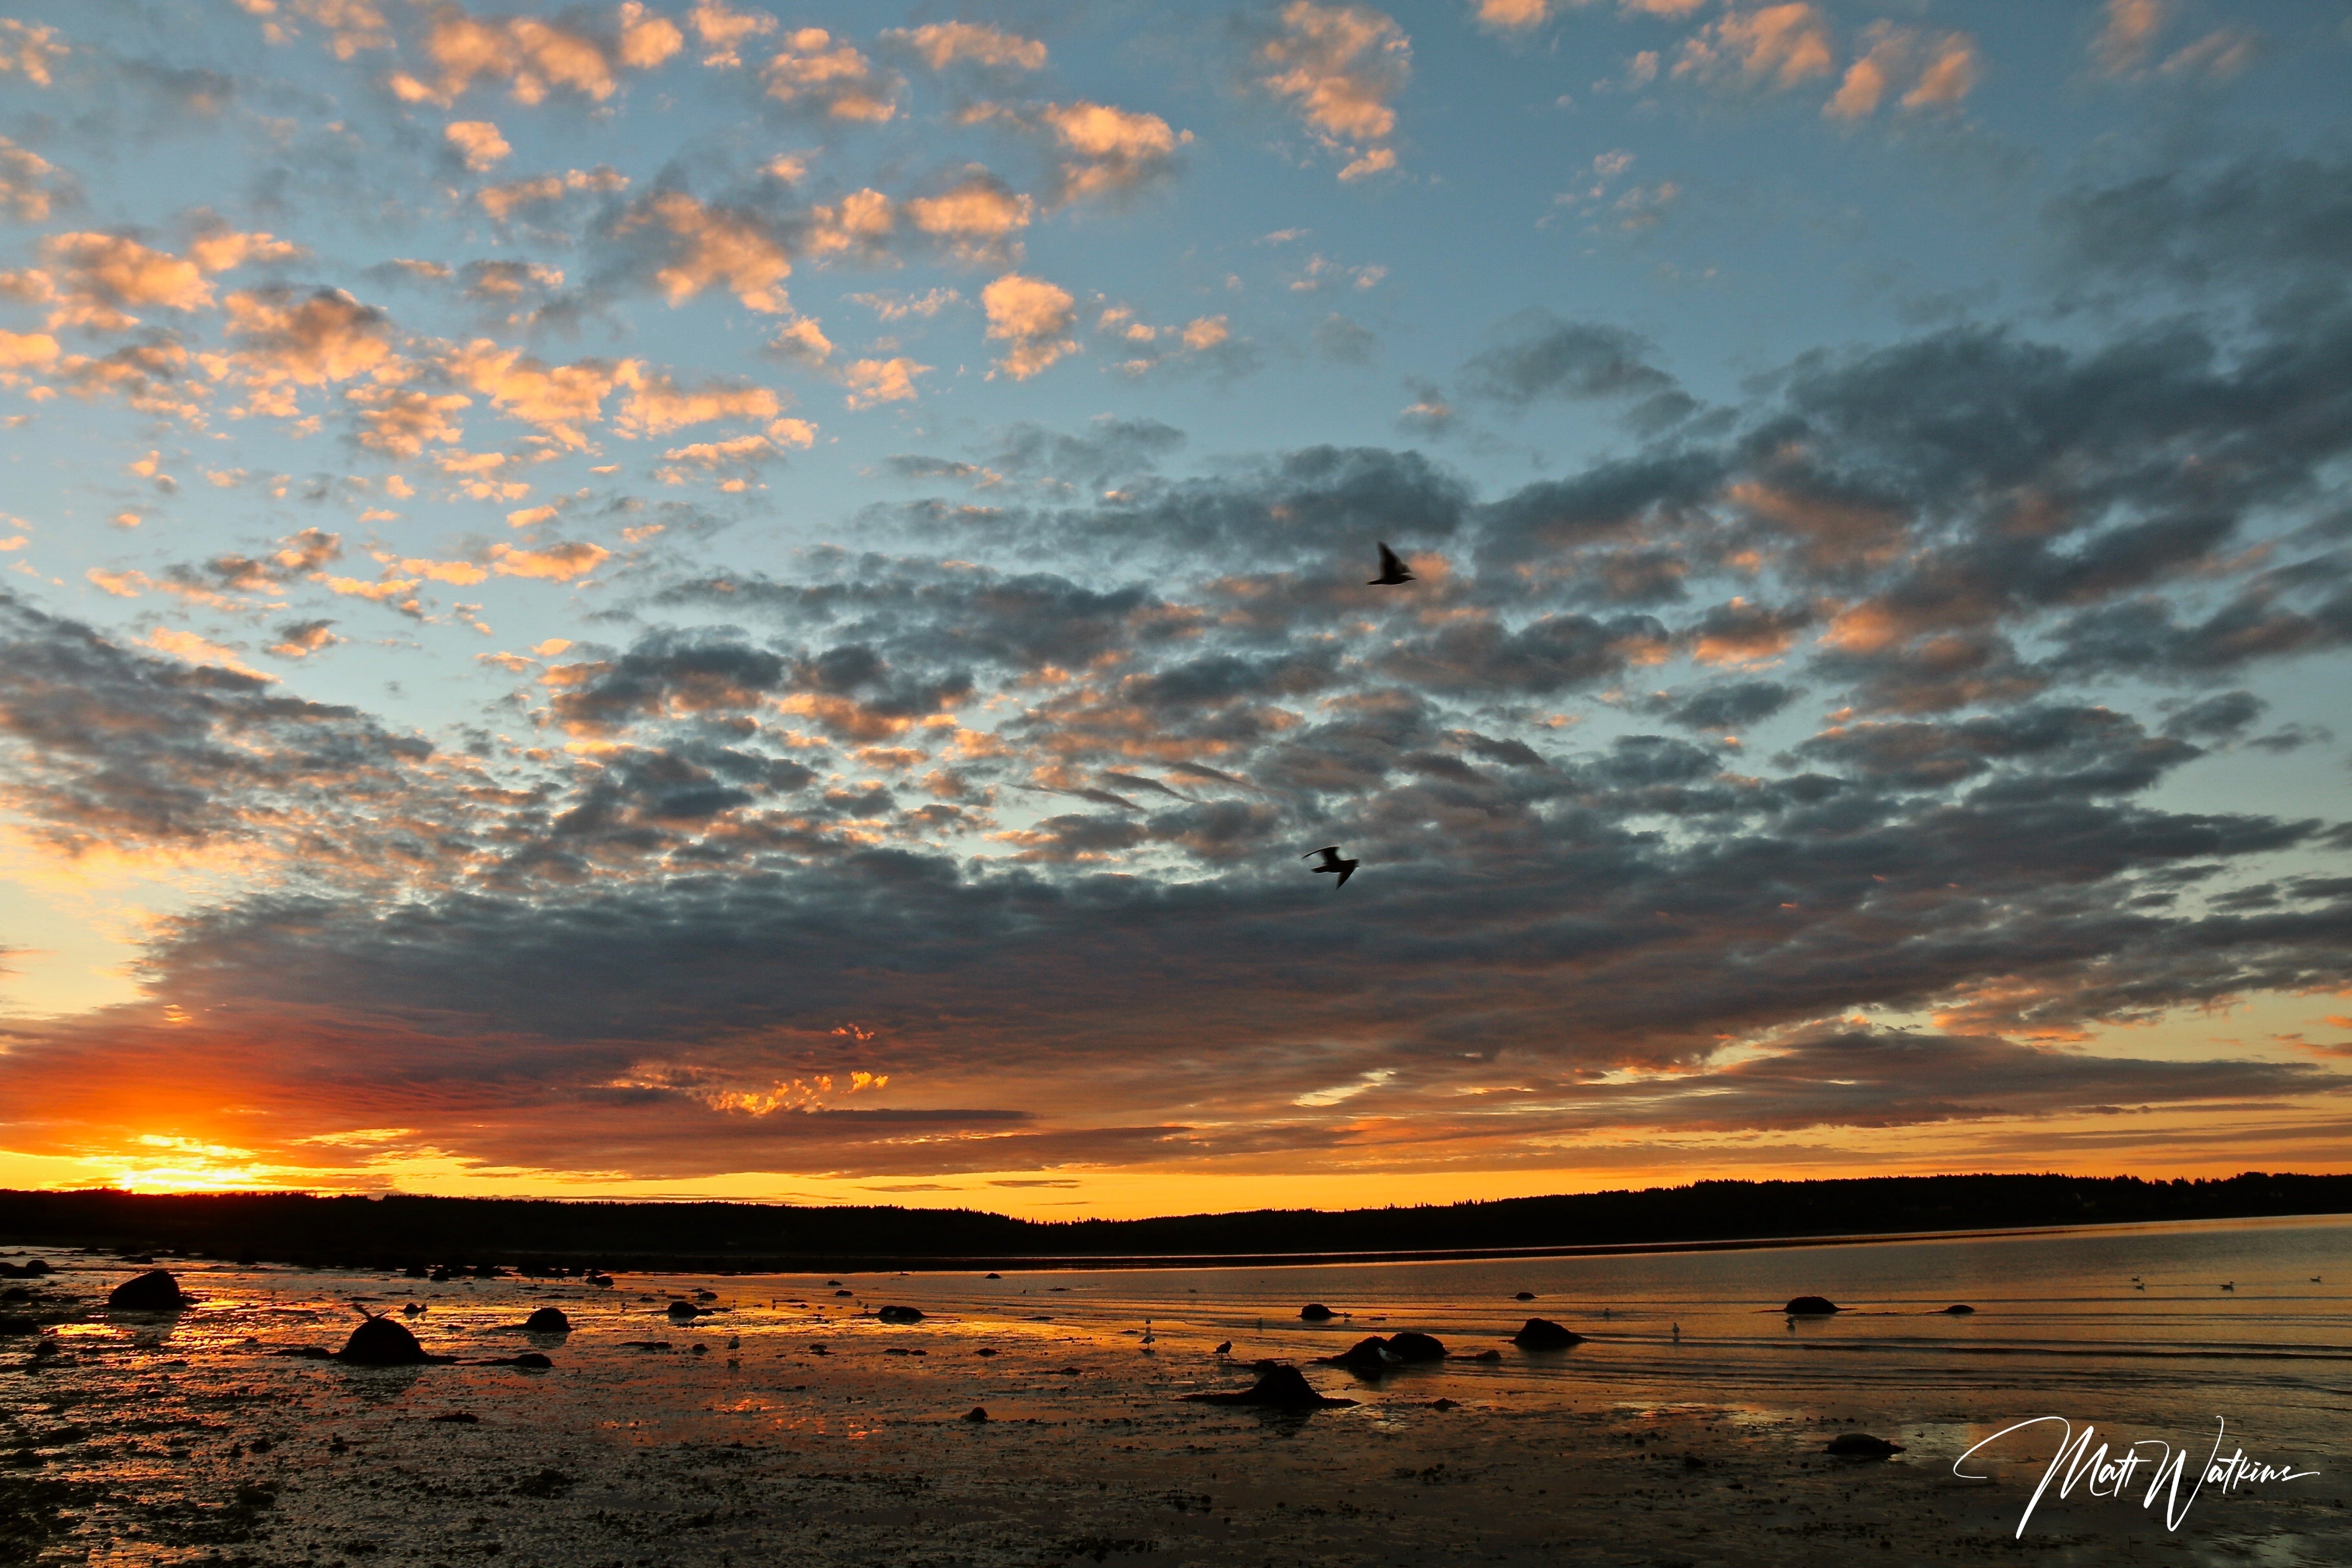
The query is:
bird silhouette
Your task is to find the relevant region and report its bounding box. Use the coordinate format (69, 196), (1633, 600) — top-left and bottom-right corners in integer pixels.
(1303, 846), (1357, 887)
(1368, 542), (1414, 585)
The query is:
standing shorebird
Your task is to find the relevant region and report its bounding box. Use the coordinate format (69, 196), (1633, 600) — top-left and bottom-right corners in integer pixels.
(1369, 542), (1414, 585)
(1303, 846), (1358, 887)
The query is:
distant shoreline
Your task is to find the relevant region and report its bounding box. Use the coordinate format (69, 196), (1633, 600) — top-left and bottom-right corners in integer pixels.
(5, 1171), (2349, 1274)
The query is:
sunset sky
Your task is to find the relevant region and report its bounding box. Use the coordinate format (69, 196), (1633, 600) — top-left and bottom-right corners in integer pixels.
(1, 0), (2349, 1217)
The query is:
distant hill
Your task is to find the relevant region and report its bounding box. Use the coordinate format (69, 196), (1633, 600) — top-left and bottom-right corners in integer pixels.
(2, 1171), (2345, 1273)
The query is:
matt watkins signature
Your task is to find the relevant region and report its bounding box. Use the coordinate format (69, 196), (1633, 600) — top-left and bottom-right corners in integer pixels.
(1956, 1416), (2320, 1536)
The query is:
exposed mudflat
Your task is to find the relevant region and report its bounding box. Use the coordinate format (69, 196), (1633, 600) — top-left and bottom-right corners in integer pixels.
(3, 1248), (2345, 1567)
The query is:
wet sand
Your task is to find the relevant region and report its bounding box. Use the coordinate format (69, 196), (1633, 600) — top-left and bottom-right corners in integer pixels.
(4, 1252), (2346, 1567)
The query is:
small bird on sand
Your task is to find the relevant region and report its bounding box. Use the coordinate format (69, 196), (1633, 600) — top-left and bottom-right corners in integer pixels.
(1369, 542), (1414, 585)
(1303, 845), (1358, 887)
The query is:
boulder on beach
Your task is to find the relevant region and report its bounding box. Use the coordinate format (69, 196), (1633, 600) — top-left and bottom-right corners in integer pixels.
(1314, 1335), (1402, 1372)
(107, 1270), (189, 1312)
(876, 1304), (924, 1324)
(1511, 1318), (1585, 1350)
(1386, 1331), (1446, 1363)
(524, 1307), (570, 1333)
(336, 1313), (452, 1366)
(1298, 1303), (1337, 1322)
(984, 1272), (1002, 1280)
(1514, 1291), (1536, 1301)
(1182, 1365), (1358, 1408)
(1783, 1296), (1840, 1315)
(1825, 1433), (1906, 1458)
(666, 1301), (700, 1319)
(1942, 1304), (1975, 1315)
(963, 1406), (989, 1422)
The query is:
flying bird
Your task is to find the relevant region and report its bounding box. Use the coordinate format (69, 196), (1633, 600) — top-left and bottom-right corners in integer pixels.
(1369, 542), (1414, 585)
(1303, 846), (1358, 887)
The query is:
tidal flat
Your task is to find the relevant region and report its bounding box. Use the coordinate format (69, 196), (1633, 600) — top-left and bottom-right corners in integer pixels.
(3, 1215), (2348, 1567)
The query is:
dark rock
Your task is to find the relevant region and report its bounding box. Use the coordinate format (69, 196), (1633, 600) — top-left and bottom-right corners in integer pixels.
(1, 1286), (30, 1304)
(523, 1308), (570, 1333)
(1514, 1291), (1536, 1301)
(510, 1353), (552, 1369)
(274, 1346), (334, 1359)
(1460, 1349), (1503, 1362)
(666, 1301), (699, 1319)
(984, 1272), (1002, 1280)
(1212, 1341), (1232, 1355)
(587, 1274), (614, 1288)
(107, 1270), (188, 1312)
(1942, 1304), (1975, 1315)
(1429, 1397), (1460, 1410)
(963, 1406), (989, 1422)
(1825, 1433), (1905, 1458)
(401, 1302), (425, 1317)
(1298, 1303), (1336, 1321)
(336, 1313), (450, 1366)
(876, 1305), (924, 1324)
(974, 1347), (998, 1357)
(0, 1314), (35, 1337)
(693, 1290), (717, 1302)
(429, 1269), (451, 1282)
(1386, 1331), (1446, 1363)
(1783, 1296), (1840, 1315)
(833, 1289), (854, 1297)
(1315, 1335), (1401, 1371)
(1183, 1366), (1357, 1408)
(1512, 1318), (1585, 1350)
(428, 1412), (479, 1424)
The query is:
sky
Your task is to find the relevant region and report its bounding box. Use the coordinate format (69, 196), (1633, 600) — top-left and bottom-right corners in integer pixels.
(0, 0), (2349, 1219)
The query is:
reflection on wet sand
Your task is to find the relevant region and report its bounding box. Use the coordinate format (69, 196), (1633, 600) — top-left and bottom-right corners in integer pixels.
(0, 1216), (2346, 1566)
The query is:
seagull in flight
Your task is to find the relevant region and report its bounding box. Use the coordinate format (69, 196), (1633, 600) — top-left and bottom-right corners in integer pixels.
(1303, 846), (1358, 887)
(1369, 542), (1414, 585)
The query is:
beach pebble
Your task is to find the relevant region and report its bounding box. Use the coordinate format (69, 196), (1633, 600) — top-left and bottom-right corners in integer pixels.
(1511, 1318), (1586, 1350)
(337, 1314), (450, 1365)
(106, 1270), (189, 1312)
(1183, 1365), (1357, 1409)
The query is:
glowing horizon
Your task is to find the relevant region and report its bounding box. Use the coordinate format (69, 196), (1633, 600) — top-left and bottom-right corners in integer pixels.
(4, 1), (2351, 1215)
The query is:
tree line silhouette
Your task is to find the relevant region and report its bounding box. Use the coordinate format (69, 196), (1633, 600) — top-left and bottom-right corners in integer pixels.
(3, 1171), (2345, 1274)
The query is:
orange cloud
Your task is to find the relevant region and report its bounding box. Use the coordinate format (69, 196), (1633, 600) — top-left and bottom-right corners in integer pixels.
(1826, 23), (1980, 119)
(477, 165), (628, 221)
(1258, 1), (1410, 182)
(883, 22), (1046, 72)
(614, 368), (782, 437)
(688, 1), (776, 69)
(490, 540), (611, 581)
(904, 173), (1033, 260)
(389, 0), (680, 106)
(842, 356), (928, 409)
(0, 18), (67, 87)
(981, 272), (1078, 381)
(1672, 3), (1835, 94)
(444, 119), (511, 171)
(761, 28), (897, 121)
(618, 190), (792, 313)
(0, 136), (68, 221)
